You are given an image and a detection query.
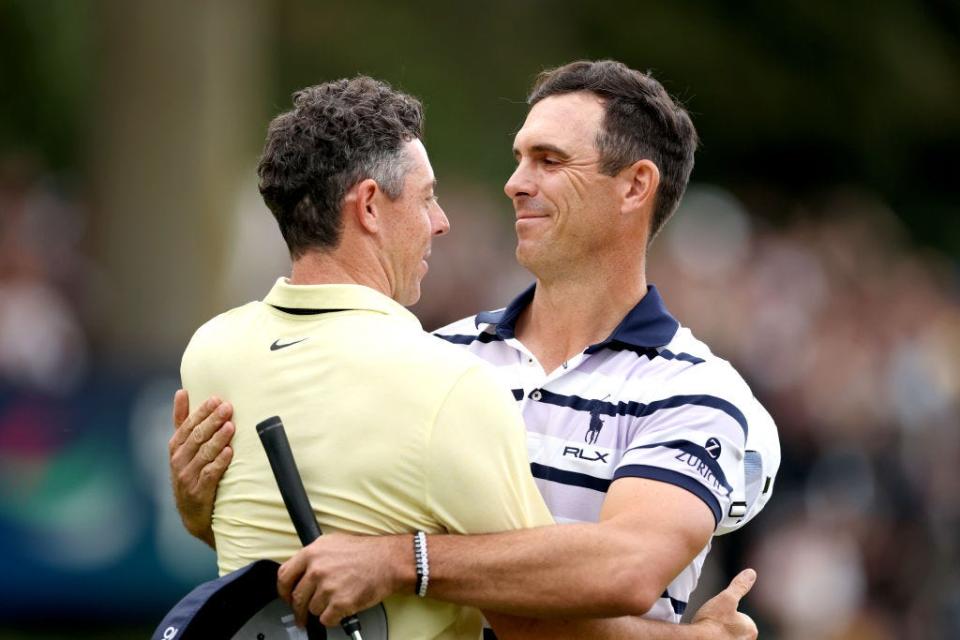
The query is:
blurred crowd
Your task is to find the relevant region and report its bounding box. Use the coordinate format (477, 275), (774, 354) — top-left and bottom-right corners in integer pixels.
(0, 156), (90, 395)
(2, 165), (959, 638)
(649, 185), (960, 639)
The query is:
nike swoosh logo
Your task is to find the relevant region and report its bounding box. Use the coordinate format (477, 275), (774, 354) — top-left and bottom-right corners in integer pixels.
(270, 338), (309, 351)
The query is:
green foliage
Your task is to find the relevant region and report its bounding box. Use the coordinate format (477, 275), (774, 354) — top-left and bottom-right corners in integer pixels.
(0, 0), (93, 170)
(1, 0), (958, 250)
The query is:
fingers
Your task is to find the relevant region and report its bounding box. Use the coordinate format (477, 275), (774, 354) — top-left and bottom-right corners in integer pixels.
(280, 552), (317, 627)
(197, 419), (235, 467)
(280, 545), (357, 628)
(278, 551), (309, 605)
(199, 442), (233, 486)
(723, 568), (757, 603)
(181, 417), (234, 492)
(173, 389), (189, 430)
(170, 397), (231, 460)
(169, 395), (218, 453)
(318, 601), (351, 628)
(290, 573), (318, 627)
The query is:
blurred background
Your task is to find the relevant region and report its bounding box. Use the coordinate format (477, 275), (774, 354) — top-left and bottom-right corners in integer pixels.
(1, 0), (958, 638)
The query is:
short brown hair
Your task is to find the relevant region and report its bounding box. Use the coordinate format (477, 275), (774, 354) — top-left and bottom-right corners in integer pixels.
(257, 76), (423, 257)
(528, 60), (698, 242)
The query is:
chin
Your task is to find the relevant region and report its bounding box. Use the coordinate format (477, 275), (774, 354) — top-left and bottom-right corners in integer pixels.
(515, 238), (542, 266)
(515, 248), (540, 275)
(517, 242), (563, 278)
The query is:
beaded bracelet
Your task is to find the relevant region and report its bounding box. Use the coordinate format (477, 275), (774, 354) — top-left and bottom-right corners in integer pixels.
(414, 530), (430, 597)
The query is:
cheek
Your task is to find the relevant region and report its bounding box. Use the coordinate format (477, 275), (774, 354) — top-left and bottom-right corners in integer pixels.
(419, 209), (434, 239)
(546, 175), (591, 216)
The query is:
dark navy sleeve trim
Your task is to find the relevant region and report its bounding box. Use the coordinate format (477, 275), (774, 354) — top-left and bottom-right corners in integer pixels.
(511, 388), (524, 401)
(626, 440), (733, 495)
(530, 463), (612, 493)
(537, 389), (748, 439)
(613, 464), (722, 526)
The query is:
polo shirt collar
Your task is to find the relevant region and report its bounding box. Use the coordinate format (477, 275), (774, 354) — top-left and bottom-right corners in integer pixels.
(263, 278), (422, 329)
(476, 283), (679, 350)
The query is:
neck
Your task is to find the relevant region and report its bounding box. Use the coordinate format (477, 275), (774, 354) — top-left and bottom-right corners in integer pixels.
(289, 247), (391, 298)
(516, 256), (647, 374)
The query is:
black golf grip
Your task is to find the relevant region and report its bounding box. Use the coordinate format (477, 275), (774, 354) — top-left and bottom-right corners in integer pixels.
(257, 416), (322, 545)
(256, 416), (363, 638)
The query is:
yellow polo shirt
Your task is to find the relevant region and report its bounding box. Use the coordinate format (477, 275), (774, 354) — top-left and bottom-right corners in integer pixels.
(180, 278), (553, 639)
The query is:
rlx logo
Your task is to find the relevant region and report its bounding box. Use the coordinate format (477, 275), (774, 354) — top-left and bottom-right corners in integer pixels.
(563, 446), (610, 463)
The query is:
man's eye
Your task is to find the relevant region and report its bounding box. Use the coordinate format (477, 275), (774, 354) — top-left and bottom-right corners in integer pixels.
(542, 157), (559, 166)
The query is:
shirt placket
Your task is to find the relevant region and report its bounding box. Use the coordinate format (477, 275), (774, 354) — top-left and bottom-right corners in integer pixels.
(505, 338), (547, 404)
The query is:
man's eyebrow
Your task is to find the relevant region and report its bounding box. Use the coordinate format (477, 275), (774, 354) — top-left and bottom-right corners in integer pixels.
(422, 179), (438, 193)
(513, 143), (571, 159)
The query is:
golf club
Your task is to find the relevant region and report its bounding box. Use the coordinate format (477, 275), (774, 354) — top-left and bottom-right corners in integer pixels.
(257, 415), (365, 640)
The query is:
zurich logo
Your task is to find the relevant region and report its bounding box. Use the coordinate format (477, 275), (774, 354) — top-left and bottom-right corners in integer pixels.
(704, 437), (722, 459)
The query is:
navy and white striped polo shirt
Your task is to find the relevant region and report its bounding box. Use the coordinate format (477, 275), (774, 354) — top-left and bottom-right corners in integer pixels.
(435, 283), (780, 623)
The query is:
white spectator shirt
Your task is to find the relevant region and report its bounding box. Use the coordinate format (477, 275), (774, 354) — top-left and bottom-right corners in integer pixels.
(435, 284), (780, 623)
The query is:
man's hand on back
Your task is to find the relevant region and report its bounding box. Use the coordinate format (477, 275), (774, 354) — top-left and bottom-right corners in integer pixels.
(168, 390), (234, 547)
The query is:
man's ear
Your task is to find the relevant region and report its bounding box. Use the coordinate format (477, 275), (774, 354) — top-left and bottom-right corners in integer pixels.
(621, 159), (660, 216)
(345, 178), (381, 234)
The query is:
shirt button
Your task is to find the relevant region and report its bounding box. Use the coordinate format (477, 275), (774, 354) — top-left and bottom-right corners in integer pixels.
(530, 389), (542, 401)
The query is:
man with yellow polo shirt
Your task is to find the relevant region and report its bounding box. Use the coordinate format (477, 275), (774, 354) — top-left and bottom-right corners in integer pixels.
(177, 77), (557, 639)
(181, 281), (554, 637)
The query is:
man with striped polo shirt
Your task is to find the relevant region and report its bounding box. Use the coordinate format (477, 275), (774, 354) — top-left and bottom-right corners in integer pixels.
(171, 61), (775, 638)
(274, 60), (779, 632)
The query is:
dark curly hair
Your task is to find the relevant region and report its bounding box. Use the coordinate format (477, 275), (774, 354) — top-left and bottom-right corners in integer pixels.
(528, 60), (698, 243)
(257, 76), (423, 257)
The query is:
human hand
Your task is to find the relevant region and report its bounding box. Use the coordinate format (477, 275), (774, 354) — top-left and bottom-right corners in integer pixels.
(168, 389), (234, 546)
(690, 569), (758, 640)
(277, 533), (412, 628)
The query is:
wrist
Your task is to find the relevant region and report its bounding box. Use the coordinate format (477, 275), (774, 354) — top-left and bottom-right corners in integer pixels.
(391, 534), (418, 594)
(413, 530), (430, 597)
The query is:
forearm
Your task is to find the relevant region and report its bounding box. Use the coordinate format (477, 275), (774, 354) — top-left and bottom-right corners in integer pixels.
(421, 523), (672, 618)
(487, 612), (706, 640)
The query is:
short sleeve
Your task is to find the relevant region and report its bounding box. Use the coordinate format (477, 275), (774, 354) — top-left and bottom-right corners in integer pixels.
(613, 396), (749, 530)
(180, 325), (218, 402)
(426, 364), (555, 534)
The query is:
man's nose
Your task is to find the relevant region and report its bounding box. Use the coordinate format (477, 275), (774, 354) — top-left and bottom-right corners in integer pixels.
(432, 203), (450, 236)
(504, 162), (536, 200)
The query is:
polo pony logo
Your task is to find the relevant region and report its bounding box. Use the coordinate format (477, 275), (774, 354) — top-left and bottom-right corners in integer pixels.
(585, 395), (610, 445)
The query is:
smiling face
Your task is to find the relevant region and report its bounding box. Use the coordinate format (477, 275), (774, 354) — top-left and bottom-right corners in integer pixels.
(506, 92), (624, 278)
(379, 138), (449, 306)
